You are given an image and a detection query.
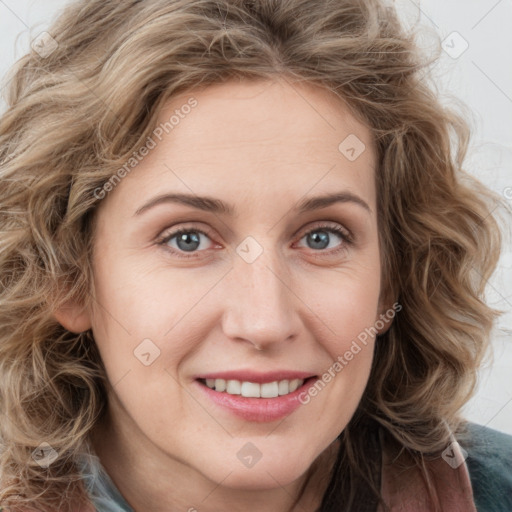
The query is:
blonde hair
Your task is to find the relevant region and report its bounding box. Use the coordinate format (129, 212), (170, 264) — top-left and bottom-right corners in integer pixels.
(0, 0), (507, 510)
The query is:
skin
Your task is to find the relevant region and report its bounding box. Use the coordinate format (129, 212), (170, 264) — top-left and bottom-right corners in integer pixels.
(56, 78), (391, 512)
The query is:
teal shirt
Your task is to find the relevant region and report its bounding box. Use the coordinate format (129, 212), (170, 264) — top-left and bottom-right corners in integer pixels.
(81, 423), (512, 511)
(462, 423), (512, 511)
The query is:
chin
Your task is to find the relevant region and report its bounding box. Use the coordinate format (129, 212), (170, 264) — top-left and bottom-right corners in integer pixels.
(222, 465), (308, 491)
(196, 448), (313, 491)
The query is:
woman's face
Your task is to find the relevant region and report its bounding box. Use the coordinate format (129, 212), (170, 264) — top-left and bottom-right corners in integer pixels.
(68, 79), (387, 493)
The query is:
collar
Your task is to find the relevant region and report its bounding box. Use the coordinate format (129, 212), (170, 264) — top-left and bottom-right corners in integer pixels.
(378, 426), (477, 511)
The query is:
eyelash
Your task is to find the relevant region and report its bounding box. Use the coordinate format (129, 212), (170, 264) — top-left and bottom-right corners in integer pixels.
(156, 222), (354, 260)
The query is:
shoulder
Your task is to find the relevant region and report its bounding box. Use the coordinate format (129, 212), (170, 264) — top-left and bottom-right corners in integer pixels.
(456, 421), (512, 512)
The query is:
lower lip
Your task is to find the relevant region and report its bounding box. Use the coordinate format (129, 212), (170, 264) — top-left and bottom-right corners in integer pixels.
(195, 378), (317, 423)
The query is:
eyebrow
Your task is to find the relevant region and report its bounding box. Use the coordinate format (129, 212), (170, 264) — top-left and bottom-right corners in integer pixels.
(133, 191), (371, 216)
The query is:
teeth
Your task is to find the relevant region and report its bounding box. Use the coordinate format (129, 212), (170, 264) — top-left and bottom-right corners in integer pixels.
(241, 382), (260, 398)
(261, 382), (279, 398)
(278, 380), (289, 395)
(204, 378), (305, 397)
(214, 379), (226, 392)
(289, 379), (300, 392)
(226, 380), (241, 395)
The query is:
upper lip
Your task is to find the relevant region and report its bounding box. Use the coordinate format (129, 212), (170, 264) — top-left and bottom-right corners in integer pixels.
(195, 370), (316, 384)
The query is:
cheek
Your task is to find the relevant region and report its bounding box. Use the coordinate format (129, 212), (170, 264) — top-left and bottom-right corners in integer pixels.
(90, 260), (226, 439)
(302, 260), (381, 353)
(297, 260), (380, 410)
(301, 278), (378, 433)
(318, 279), (378, 382)
(91, 251), (211, 333)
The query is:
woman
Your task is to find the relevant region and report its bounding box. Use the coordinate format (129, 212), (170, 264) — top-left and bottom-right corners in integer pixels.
(0, 0), (511, 511)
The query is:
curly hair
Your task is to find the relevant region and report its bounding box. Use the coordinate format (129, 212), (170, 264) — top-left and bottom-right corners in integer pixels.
(0, 0), (506, 510)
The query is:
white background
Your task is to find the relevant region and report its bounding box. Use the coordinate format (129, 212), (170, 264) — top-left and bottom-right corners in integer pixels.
(1, 0), (511, 435)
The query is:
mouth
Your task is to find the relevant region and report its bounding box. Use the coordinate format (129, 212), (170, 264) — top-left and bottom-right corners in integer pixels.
(194, 372), (318, 423)
(198, 377), (308, 398)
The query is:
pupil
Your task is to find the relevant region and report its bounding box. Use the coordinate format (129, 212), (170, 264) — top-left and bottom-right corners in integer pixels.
(177, 232), (200, 252)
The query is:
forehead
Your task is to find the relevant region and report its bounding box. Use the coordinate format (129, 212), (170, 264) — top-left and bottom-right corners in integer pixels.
(104, 79), (377, 215)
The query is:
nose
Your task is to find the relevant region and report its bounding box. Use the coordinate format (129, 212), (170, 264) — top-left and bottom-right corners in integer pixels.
(220, 247), (301, 351)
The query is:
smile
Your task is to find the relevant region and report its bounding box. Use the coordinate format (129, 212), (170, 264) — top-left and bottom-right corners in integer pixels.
(201, 378), (304, 398)
(195, 371), (317, 422)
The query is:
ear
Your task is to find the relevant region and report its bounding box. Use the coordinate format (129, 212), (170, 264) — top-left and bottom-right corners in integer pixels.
(53, 299), (92, 334)
(375, 292), (401, 336)
(375, 310), (393, 336)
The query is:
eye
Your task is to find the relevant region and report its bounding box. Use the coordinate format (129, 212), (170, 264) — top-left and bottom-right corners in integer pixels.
(156, 222), (353, 259)
(295, 223), (353, 255)
(157, 226), (217, 258)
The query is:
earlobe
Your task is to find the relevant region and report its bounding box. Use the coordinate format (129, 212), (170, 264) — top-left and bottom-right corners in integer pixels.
(53, 302), (92, 333)
(375, 312), (393, 336)
(375, 300), (400, 336)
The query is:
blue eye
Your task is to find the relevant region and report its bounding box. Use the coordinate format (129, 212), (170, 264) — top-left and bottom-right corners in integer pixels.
(160, 228), (213, 255)
(157, 223), (353, 259)
(297, 225), (351, 251)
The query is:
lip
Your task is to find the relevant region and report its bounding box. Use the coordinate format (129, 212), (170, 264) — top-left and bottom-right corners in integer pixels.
(194, 372), (318, 423)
